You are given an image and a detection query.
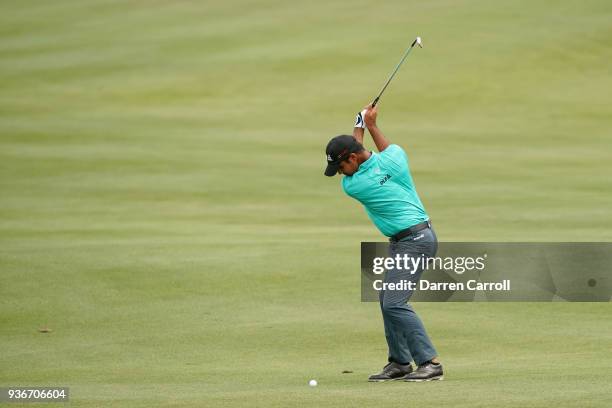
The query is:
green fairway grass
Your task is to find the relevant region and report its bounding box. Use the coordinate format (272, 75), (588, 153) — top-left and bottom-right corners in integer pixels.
(1, 1), (611, 407)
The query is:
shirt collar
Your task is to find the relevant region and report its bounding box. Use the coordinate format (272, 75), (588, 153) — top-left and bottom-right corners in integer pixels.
(356, 151), (376, 173)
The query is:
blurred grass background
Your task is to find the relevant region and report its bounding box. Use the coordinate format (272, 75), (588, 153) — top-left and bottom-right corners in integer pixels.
(1, 1), (611, 407)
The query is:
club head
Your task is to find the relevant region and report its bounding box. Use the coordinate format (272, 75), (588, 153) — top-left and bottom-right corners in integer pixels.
(415, 36), (423, 48)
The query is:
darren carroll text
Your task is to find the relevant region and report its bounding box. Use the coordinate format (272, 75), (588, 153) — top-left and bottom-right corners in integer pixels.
(373, 279), (511, 291)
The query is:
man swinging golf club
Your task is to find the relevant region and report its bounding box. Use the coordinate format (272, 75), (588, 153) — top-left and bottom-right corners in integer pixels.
(324, 104), (443, 382)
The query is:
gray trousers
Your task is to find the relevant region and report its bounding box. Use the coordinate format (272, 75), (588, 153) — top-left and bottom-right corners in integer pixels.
(379, 226), (438, 365)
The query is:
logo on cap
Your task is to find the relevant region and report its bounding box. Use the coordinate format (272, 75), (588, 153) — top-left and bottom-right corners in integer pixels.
(327, 154), (333, 162)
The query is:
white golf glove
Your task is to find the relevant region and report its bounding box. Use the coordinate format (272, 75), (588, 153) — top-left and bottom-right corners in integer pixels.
(354, 109), (367, 128)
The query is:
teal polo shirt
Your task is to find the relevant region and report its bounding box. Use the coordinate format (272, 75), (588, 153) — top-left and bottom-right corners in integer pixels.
(341, 144), (429, 237)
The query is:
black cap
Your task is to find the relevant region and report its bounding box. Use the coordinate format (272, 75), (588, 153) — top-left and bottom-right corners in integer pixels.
(324, 135), (362, 177)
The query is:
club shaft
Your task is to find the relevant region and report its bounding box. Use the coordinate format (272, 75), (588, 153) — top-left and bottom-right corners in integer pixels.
(372, 38), (419, 107)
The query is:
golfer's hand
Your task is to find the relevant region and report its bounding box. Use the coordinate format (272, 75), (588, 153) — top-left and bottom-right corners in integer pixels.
(364, 104), (378, 128)
(354, 109), (367, 128)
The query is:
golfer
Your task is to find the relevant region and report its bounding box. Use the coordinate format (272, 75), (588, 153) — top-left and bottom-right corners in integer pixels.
(324, 105), (443, 382)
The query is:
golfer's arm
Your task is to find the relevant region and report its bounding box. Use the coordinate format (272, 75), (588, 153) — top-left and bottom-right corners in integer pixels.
(367, 125), (390, 152)
(352, 127), (364, 144)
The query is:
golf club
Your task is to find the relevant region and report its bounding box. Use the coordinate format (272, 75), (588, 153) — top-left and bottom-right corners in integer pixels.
(371, 36), (423, 107)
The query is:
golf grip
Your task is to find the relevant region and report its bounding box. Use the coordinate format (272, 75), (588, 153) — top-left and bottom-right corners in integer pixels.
(371, 96), (380, 107)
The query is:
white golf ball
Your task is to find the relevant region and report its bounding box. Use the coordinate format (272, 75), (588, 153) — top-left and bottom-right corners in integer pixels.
(309, 379), (318, 387)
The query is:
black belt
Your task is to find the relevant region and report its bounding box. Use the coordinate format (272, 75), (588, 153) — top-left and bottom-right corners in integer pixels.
(390, 220), (431, 242)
